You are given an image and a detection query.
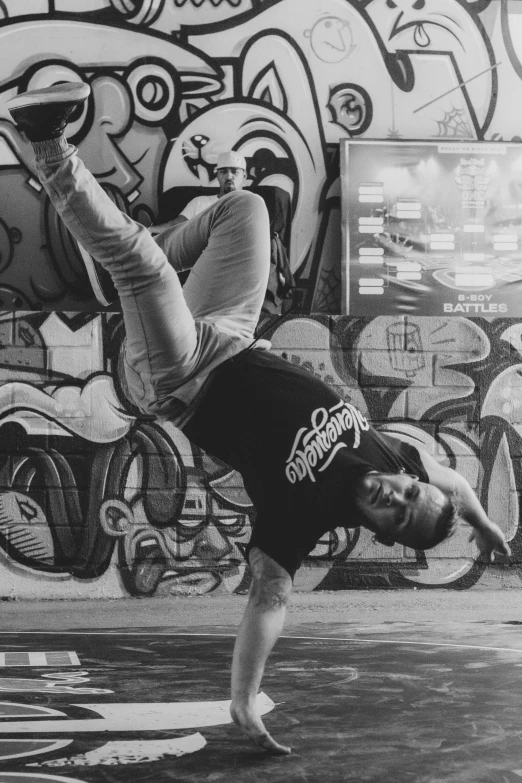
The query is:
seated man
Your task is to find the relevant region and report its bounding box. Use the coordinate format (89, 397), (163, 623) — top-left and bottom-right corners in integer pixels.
(8, 82), (511, 757)
(152, 151), (294, 317)
(151, 150), (247, 237)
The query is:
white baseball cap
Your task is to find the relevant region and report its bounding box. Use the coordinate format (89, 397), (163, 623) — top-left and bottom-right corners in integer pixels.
(216, 151), (246, 170)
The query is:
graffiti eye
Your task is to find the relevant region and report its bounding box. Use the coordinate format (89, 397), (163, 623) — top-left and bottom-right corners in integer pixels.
(126, 61), (178, 126)
(174, 516), (206, 543)
(110, 0), (163, 26)
(386, 0), (397, 7)
(216, 516), (248, 537)
(325, 20), (332, 28)
(21, 62), (91, 143)
(179, 516), (204, 529)
(328, 83), (373, 137)
(413, 0), (425, 8)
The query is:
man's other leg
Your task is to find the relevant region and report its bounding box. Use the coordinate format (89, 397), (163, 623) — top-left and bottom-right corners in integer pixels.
(155, 191), (271, 340)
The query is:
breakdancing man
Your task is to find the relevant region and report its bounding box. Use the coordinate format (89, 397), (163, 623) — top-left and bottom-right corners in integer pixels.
(8, 83), (511, 756)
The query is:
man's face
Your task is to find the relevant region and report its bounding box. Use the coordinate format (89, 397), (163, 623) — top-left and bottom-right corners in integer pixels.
(355, 472), (449, 549)
(216, 166), (246, 196)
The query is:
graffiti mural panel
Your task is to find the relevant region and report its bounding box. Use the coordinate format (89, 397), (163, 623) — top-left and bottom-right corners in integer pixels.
(0, 1), (522, 596)
(0, 14), (223, 310)
(0, 311), (519, 596)
(0, 0), (518, 311)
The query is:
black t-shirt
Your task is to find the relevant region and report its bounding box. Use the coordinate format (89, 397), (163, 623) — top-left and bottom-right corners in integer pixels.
(184, 349), (427, 577)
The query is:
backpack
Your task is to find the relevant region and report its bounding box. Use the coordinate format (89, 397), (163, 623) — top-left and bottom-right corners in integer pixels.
(262, 231), (295, 314)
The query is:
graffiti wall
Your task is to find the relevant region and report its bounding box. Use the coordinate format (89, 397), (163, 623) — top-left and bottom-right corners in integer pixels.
(0, 311), (520, 598)
(2, 1), (522, 311)
(0, 1), (522, 597)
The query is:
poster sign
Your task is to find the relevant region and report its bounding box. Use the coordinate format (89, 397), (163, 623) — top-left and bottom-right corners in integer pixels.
(341, 140), (522, 315)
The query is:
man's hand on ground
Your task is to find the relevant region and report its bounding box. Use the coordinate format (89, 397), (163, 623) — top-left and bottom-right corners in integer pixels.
(230, 701), (291, 755)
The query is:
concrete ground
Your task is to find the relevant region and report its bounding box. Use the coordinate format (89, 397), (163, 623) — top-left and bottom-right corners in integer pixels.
(4, 592), (522, 781)
(2, 589), (521, 631)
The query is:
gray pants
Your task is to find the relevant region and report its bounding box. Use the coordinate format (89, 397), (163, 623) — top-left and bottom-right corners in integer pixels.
(36, 142), (271, 420)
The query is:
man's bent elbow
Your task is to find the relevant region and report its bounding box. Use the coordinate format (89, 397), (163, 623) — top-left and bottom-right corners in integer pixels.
(248, 546), (293, 609)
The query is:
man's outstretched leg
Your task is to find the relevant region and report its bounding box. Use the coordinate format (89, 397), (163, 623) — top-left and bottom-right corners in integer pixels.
(7, 83), (269, 417)
(8, 82), (202, 414)
(231, 547), (293, 755)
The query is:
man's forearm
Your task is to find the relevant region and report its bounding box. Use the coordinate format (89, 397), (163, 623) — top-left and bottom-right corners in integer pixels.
(419, 449), (509, 557)
(451, 470), (511, 560)
(231, 589), (287, 703)
(230, 579), (292, 754)
(453, 474), (491, 530)
(230, 546), (293, 754)
(419, 448), (494, 531)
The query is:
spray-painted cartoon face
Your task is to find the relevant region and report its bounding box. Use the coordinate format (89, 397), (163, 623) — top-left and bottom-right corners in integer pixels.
(304, 15), (356, 63)
(363, 0), (493, 135)
(365, 0), (480, 50)
(101, 464), (253, 597)
(162, 98), (325, 272)
(0, 19), (221, 308)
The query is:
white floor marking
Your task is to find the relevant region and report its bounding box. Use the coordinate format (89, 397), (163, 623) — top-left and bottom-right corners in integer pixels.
(278, 666), (358, 678)
(5, 631), (522, 654)
(0, 774), (82, 782)
(0, 679), (112, 695)
(0, 741), (72, 761)
(0, 704), (66, 719)
(28, 735), (206, 767)
(0, 653), (79, 667)
(41, 672), (90, 681)
(282, 635), (522, 654)
(0, 692), (274, 734)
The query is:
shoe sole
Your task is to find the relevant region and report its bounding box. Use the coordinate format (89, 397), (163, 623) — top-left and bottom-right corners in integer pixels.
(8, 82), (91, 111)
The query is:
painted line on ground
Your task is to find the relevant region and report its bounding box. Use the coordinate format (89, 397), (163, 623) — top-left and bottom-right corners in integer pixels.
(3, 631), (522, 654)
(0, 652), (79, 667)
